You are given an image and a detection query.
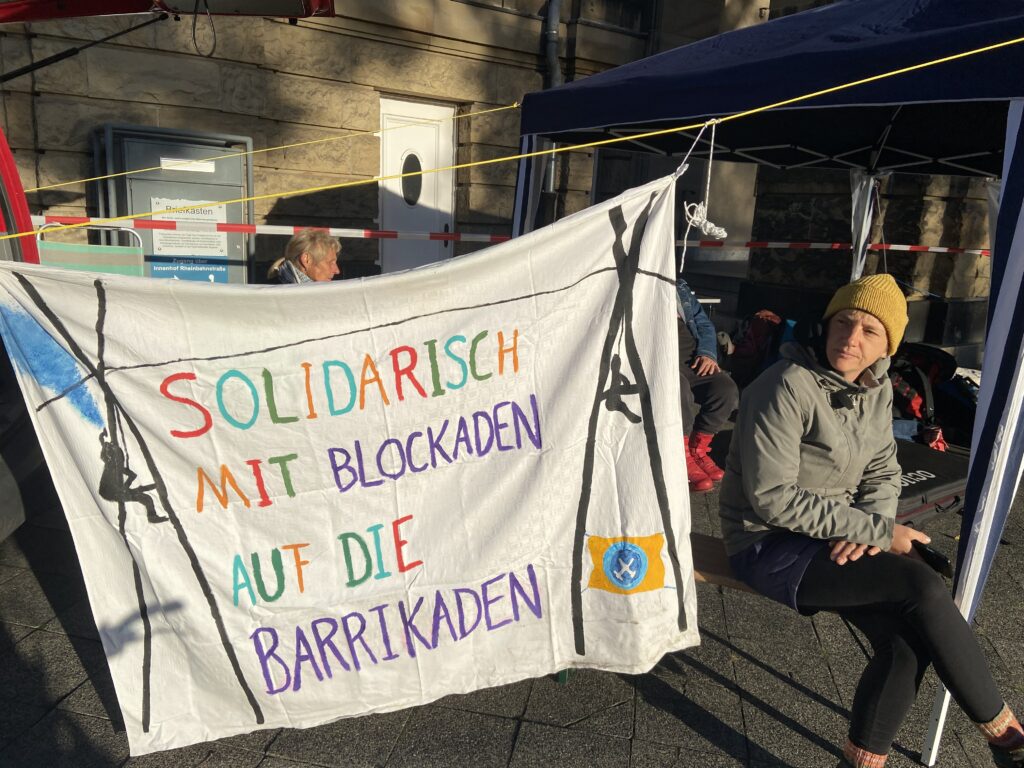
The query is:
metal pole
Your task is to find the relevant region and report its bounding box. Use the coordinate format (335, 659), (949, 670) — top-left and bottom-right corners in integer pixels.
(921, 688), (951, 766)
(542, 0), (563, 195)
(0, 14), (167, 84)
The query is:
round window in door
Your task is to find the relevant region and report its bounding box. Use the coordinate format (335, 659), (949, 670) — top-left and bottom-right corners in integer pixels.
(401, 153), (422, 206)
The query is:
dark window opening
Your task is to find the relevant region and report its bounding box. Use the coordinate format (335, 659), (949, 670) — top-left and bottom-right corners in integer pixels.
(401, 154), (423, 206)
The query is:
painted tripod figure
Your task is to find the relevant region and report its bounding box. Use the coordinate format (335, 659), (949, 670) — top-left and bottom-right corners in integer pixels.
(569, 198), (689, 655)
(13, 274), (265, 733)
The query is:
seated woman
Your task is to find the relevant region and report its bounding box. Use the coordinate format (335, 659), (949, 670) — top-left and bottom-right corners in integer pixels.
(719, 274), (1023, 768)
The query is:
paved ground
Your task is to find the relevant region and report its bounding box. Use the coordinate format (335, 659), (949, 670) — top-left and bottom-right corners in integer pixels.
(0, 460), (1021, 768)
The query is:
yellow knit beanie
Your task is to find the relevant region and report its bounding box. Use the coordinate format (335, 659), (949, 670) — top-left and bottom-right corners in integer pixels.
(823, 273), (908, 356)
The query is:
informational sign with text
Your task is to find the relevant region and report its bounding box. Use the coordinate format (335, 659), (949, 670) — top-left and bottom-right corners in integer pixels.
(151, 197), (229, 258)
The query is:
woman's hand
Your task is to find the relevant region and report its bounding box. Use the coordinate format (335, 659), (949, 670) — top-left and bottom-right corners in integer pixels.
(889, 523), (930, 555)
(829, 540), (881, 565)
(691, 355), (721, 377)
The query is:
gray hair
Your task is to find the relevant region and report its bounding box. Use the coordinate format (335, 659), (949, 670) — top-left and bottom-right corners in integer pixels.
(267, 229), (341, 279)
(284, 229), (341, 264)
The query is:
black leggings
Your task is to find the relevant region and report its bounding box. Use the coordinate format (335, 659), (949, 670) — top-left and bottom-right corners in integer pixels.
(796, 548), (1004, 754)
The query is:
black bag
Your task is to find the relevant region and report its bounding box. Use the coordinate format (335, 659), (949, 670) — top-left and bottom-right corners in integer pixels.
(894, 439), (968, 527)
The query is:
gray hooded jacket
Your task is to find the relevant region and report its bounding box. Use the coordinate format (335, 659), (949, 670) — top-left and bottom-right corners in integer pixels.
(718, 342), (901, 556)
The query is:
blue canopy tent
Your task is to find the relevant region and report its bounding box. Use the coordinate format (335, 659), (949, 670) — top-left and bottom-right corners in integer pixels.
(516, 0), (1024, 229)
(515, 1), (1024, 763)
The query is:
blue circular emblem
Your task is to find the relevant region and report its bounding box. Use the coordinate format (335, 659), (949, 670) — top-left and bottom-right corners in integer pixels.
(602, 541), (648, 591)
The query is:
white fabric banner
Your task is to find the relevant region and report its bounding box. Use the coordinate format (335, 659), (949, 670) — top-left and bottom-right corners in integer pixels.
(0, 175), (698, 755)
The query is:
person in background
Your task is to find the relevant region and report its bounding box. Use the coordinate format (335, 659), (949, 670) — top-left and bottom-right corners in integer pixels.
(267, 229), (341, 283)
(676, 278), (739, 493)
(719, 273), (1024, 768)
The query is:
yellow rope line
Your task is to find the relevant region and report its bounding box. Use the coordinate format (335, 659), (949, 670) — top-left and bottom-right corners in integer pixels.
(23, 102), (520, 193)
(8, 33), (1023, 242)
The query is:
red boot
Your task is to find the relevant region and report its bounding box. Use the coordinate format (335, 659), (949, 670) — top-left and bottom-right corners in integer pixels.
(690, 431), (724, 482)
(684, 435), (713, 493)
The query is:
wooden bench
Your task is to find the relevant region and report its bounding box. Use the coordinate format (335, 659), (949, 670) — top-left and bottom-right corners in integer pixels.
(690, 531), (755, 594)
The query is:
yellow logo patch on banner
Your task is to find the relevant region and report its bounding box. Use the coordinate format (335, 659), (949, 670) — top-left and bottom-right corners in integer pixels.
(587, 534), (666, 594)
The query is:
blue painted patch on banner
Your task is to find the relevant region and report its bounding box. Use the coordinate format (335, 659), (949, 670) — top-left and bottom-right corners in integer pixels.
(0, 305), (103, 427)
(602, 541), (648, 591)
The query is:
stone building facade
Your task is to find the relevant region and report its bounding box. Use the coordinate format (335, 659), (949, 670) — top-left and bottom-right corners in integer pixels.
(0, 0), (742, 281)
(0, 0), (991, 327)
(750, 169), (992, 300)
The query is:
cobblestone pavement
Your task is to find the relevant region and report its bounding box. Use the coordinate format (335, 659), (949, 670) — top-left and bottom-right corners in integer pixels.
(0, 462), (1021, 768)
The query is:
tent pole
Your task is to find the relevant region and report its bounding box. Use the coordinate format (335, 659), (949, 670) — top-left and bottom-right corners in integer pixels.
(849, 170), (880, 280)
(512, 135), (542, 236)
(850, 171), (890, 280)
(921, 688), (951, 765)
(920, 98), (1024, 766)
(986, 180), (1001, 237)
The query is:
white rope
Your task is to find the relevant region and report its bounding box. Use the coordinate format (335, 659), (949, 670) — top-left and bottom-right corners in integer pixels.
(679, 120), (728, 274)
(672, 121), (708, 179)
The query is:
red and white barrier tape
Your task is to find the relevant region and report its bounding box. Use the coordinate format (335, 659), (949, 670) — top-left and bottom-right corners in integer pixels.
(30, 216), (510, 244)
(678, 239), (990, 256)
(27, 216), (990, 255)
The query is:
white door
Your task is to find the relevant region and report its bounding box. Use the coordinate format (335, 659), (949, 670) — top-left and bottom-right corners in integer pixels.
(379, 98), (455, 273)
